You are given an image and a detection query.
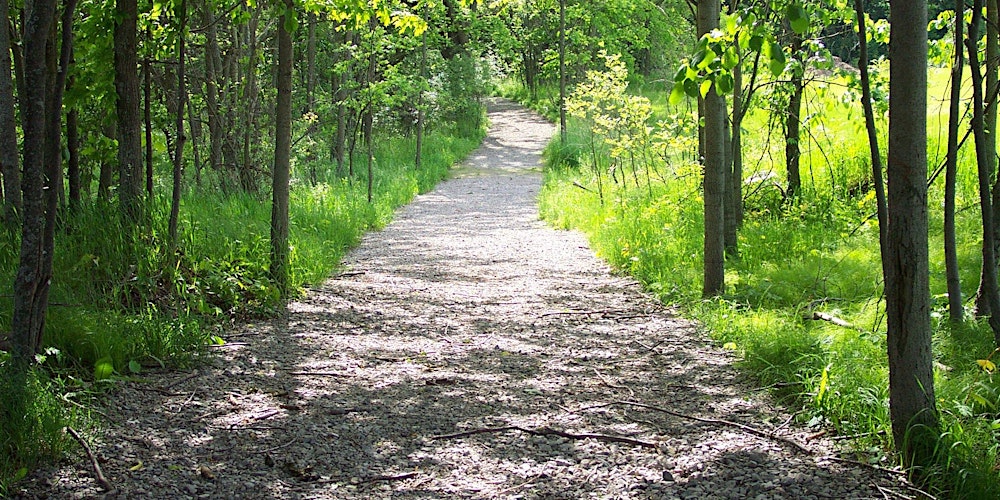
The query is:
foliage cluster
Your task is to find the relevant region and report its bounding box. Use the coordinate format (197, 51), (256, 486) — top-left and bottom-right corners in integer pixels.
(533, 56), (1000, 496)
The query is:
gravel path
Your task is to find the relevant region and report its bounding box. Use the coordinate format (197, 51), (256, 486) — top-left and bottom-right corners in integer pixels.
(17, 99), (906, 499)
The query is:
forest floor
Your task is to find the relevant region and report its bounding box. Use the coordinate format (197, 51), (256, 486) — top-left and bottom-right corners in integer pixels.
(16, 99), (912, 499)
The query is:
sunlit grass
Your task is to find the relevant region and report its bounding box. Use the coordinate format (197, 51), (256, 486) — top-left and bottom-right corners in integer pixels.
(530, 64), (1000, 496)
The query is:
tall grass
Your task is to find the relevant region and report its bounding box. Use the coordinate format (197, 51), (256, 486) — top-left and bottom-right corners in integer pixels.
(532, 68), (1000, 497)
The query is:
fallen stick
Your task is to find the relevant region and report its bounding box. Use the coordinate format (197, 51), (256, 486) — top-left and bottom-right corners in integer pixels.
(360, 472), (418, 483)
(65, 426), (114, 492)
(287, 371), (352, 377)
(432, 425), (657, 448)
(613, 400), (812, 454)
(807, 311), (861, 331)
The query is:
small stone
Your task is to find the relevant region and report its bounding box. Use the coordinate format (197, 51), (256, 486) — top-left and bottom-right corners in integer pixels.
(662, 470), (675, 482)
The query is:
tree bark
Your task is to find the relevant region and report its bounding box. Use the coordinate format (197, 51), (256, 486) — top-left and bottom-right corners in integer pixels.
(11, 0), (57, 367)
(944, 0), (965, 321)
(784, 35), (804, 201)
(202, 5), (223, 177)
(143, 30), (153, 197)
(558, 0), (566, 145)
(968, 1), (1000, 343)
(415, 18), (426, 169)
(270, 0), (293, 297)
(114, 0), (144, 220)
(168, 0), (186, 250)
(977, 0), (1000, 315)
(885, 0), (938, 468)
(699, 0), (725, 296)
(0, 0), (21, 224)
(730, 60), (744, 230)
(855, 0), (888, 273)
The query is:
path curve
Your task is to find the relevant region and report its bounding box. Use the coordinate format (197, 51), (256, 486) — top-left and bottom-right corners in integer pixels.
(18, 99), (899, 499)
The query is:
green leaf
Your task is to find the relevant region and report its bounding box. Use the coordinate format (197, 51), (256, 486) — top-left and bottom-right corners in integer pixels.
(674, 65), (688, 83)
(786, 3), (809, 34)
(128, 360), (142, 374)
(749, 34), (763, 52)
(722, 12), (738, 34)
(283, 7), (298, 33)
(715, 73), (734, 94)
(699, 79), (713, 98)
(722, 47), (739, 70)
(669, 83), (686, 105)
(768, 42), (786, 76)
(683, 79), (699, 98)
(94, 357), (115, 381)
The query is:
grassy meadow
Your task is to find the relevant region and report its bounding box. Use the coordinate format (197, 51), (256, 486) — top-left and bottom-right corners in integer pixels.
(518, 66), (1000, 497)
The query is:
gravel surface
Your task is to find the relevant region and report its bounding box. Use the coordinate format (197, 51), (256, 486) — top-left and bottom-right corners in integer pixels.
(15, 98), (909, 499)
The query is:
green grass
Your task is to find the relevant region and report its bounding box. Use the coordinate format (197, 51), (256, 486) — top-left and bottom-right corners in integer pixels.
(528, 67), (1000, 497)
(0, 117), (484, 492)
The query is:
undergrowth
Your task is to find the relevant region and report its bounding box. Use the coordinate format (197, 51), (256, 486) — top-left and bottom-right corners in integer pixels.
(528, 67), (1000, 497)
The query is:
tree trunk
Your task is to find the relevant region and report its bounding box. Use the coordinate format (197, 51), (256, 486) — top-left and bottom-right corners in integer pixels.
(944, 0), (965, 322)
(855, 0), (888, 271)
(0, 0), (21, 224)
(168, 0), (186, 250)
(784, 35), (804, 201)
(143, 35), (153, 196)
(730, 61), (744, 229)
(699, 0), (725, 296)
(270, 0), (293, 297)
(415, 20), (426, 169)
(203, 5), (223, 177)
(968, 1), (1000, 343)
(188, 93), (201, 186)
(723, 100), (736, 256)
(977, 0), (1000, 316)
(11, 0), (57, 367)
(885, 0), (938, 469)
(114, 0), (144, 220)
(364, 31), (376, 204)
(558, 0), (566, 145)
(305, 13), (316, 113)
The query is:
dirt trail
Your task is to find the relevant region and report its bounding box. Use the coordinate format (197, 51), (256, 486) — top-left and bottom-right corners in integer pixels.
(17, 99), (900, 499)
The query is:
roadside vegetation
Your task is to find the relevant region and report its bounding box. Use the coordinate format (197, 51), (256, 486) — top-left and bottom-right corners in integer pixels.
(515, 48), (1000, 500)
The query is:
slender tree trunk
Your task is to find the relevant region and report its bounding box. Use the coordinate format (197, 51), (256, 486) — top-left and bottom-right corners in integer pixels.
(305, 13), (316, 113)
(415, 20), (426, 169)
(188, 95), (201, 186)
(67, 103), (80, 212)
(270, 0), (293, 297)
(203, 6), (223, 176)
(785, 35), (804, 201)
(558, 0), (566, 145)
(114, 0), (144, 220)
(944, 0), (965, 322)
(730, 61), (744, 229)
(143, 32), (153, 196)
(885, 0), (938, 469)
(364, 20), (376, 203)
(168, 0), (186, 250)
(977, 0), (1000, 315)
(855, 0), (888, 269)
(0, 0), (21, 224)
(968, 1), (1000, 342)
(699, 0), (725, 296)
(11, 0), (57, 367)
(723, 102), (736, 256)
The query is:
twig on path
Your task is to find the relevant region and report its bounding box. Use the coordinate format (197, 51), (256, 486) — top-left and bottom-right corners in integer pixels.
(163, 370), (200, 390)
(335, 271), (366, 279)
(820, 455), (904, 476)
(65, 426), (114, 492)
(592, 368), (635, 397)
(874, 482), (913, 500)
(612, 400), (812, 454)
(287, 371), (352, 377)
(540, 308), (631, 318)
(359, 472), (418, 483)
(431, 425), (657, 448)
